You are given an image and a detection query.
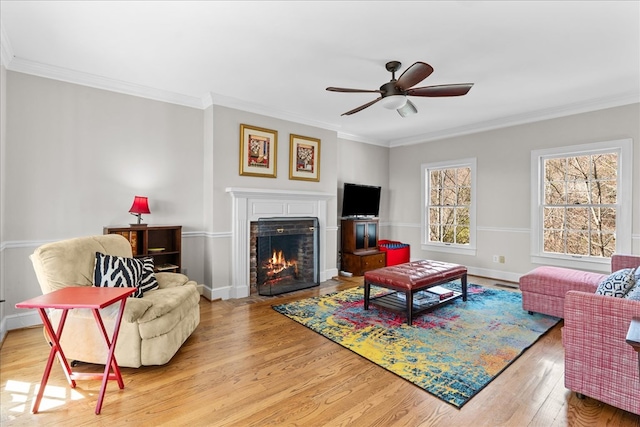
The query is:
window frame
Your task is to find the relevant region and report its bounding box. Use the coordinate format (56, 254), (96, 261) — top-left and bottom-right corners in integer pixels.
(421, 158), (477, 256)
(530, 138), (632, 271)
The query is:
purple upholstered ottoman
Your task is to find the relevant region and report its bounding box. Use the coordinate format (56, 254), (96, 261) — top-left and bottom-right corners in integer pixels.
(363, 259), (467, 325)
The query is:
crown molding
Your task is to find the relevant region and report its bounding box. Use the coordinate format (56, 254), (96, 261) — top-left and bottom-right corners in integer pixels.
(204, 92), (394, 145)
(206, 92), (341, 134)
(206, 93), (388, 147)
(0, 20), (14, 68)
(336, 131), (389, 147)
(389, 91), (640, 147)
(0, 55), (391, 147)
(6, 57), (205, 109)
(3, 54), (638, 147)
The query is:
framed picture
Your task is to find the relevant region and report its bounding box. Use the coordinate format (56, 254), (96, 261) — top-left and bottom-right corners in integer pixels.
(289, 134), (320, 182)
(239, 124), (278, 178)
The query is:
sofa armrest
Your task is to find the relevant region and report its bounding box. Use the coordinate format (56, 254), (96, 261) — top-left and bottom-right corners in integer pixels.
(611, 254), (640, 272)
(123, 298), (154, 322)
(564, 291), (640, 346)
(155, 272), (191, 289)
(563, 291), (640, 414)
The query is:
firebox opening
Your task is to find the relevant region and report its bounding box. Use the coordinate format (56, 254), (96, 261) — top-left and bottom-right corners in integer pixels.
(251, 217), (319, 296)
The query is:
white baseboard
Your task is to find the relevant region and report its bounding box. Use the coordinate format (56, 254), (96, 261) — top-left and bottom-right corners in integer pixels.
(322, 268), (339, 282)
(3, 311), (42, 332)
(207, 285), (231, 301)
(466, 266), (522, 285)
(203, 267), (340, 301)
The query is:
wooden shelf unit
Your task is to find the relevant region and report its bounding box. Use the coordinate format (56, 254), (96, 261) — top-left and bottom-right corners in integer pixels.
(340, 218), (385, 276)
(103, 225), (182, 273)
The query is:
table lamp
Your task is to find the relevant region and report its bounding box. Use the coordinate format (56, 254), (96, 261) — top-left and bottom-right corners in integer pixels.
(129, 196), (150, 225)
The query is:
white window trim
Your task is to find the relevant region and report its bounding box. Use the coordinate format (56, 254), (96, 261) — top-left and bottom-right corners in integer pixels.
(530, 138), (632, 272)
(421, 158), (477, 256)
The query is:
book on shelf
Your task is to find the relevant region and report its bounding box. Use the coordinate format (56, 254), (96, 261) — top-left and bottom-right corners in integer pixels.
(118, 231), (137, 256)
(129, 231), (138, 256)
(427, 285), (454, 300)
(155, 263), (179, 272)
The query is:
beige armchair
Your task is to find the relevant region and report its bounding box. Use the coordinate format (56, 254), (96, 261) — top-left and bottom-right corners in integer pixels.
(30, 234), (201, 368)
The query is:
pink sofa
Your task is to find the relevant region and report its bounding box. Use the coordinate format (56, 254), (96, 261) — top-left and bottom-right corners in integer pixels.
(521, 255), (640, 415)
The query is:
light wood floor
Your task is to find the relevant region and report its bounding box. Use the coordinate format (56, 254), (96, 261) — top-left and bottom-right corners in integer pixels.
(1, 276), (639, 426)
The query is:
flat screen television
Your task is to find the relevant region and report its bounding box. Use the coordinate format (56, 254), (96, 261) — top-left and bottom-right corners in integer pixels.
(341, 183), (381, 218)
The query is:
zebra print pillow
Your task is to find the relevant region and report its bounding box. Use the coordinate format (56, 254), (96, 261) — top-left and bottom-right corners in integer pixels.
(94, 253), (159, 298)
(138, 257), (160, 295)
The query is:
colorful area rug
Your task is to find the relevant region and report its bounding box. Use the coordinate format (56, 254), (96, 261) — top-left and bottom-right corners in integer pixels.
(272, 283), (560, 408)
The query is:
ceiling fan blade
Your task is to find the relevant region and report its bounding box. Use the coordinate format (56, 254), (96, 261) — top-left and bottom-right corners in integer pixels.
(395, 62), (434, 90)
(407, 83), (474, 97)
(326, 87), (383, 94)
(342, 97), (382, 116)
(397, 99), (417, 117)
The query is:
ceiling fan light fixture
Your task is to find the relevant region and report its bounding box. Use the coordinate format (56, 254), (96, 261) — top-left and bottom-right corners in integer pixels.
(327, 60), (473, 117)
(397, 100), (418, 117)
(380, 94), (407, 110)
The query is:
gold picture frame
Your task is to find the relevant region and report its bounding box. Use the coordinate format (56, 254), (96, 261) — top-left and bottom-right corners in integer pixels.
(239, 124), (278, 178)
(289, 134), (321, 182)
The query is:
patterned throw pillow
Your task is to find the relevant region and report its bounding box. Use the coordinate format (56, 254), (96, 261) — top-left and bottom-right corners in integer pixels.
(595, 268), (637, 298)
(138, 257), (160, 295)
(624, 285), (640, 301)
(94, 253), (158, 298)
(624, 269), (640, 300)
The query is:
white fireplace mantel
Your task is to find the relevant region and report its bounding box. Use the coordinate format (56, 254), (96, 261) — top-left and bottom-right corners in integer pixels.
(226, 187), (333, 298)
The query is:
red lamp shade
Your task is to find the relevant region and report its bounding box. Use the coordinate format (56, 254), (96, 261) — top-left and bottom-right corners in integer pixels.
(129, 196), (150, 214)
(129, 196), (150, 224)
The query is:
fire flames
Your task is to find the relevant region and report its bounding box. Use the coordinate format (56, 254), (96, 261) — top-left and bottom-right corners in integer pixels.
(264, 250), (298, 278)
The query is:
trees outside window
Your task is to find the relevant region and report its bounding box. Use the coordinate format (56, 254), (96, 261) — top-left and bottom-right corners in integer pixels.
(422, 158), (476, 256)
(543, 153), (617, 257)
(531, 139), (632, 269)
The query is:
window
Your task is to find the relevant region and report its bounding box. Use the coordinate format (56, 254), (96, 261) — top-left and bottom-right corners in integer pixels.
(421, 158), (476, 256)
(531, 139), (632, 269)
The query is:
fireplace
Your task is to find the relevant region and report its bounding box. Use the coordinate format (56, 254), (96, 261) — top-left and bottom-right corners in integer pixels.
(251, 217), (319, 295)
(225, 187), (333, 299)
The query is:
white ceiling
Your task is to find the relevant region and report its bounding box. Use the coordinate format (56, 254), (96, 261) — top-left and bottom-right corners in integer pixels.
(1, 1), (639, 146)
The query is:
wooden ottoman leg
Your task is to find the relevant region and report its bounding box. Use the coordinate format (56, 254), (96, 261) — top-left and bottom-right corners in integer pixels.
(462, 273), (468, 301)
(405, 290), (413, 326)
(364, 281), (371, 310)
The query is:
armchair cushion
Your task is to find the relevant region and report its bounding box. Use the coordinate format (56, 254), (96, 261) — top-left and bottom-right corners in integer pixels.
(595, 268), (636, 298)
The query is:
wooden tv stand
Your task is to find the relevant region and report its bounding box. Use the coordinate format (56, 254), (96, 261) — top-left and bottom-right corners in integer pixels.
(341, 218), (385, 276)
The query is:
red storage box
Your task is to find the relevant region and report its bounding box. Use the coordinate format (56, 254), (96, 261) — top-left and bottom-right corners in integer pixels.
(378, 240), (410, 266)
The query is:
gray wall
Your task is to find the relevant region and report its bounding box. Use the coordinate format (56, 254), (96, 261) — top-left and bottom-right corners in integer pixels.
(1, 63), (6, 329)
(5, 72), (206, 239)
(387, 103), (640, 281)
(0, 71), (340, 337)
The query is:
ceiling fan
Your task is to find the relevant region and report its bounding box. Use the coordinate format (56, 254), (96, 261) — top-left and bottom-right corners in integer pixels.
(326, 61), (473, 117)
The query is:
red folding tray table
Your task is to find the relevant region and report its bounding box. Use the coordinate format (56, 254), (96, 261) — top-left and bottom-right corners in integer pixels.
(16, 286), (135, 415)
